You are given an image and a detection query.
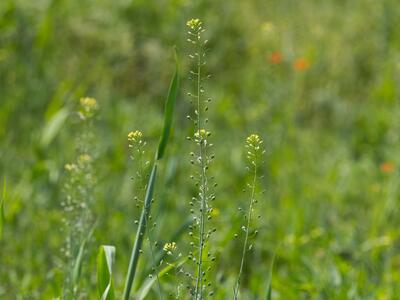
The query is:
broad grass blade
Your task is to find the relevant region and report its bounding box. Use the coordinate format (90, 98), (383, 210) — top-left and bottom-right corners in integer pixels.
(156, 49), (179, 160)
(123, 164), (157, 300)
(137, 258), (186, 300)
(123, 50), (179, 300)
(72, 223), (96, 286)
(97, 245), (116, 300)
(40, 107), (70, 147)
(265, 255), (275, 300)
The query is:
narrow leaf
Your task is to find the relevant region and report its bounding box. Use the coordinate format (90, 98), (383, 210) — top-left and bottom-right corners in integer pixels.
(123, 49), (180, 300)
(123, 164), (158, 300)
(265, 255), (275, 300)
(97, 245), (116, 300)
(72, 223), (96, 286)
(40, 107), (70, 147)
(156, 49), (179, 160)
(137, 258), (187, 300)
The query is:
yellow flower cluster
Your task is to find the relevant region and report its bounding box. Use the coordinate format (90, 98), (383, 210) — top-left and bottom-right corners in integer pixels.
(163, 242), (177, 255)
(79, 97), (98, 119)
(128, 130), (143, 143)
(186, 18), (202, 30)
(64, 163), (78, 172)
(80, 97), (98, 110)
(194, 129), (210, 140)
(245, 134), (264, 166)
(246, 134), (263, 150)
(78, 154), (91, 164)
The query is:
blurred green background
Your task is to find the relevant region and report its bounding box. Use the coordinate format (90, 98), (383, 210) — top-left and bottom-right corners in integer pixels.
(1, 0), (400, 299)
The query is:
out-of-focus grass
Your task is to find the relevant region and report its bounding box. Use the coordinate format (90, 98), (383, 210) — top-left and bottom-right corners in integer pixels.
(1, 0), (400, 299)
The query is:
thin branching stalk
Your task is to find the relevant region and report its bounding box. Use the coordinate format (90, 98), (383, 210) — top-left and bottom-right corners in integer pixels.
(194, 24), (206, 300)
(127, 130), (163, 299)
(186, 18), (213, 299)
(62, 97), (98, 299)
(233, 134), (264, 300)
(234, 168), (257, 299)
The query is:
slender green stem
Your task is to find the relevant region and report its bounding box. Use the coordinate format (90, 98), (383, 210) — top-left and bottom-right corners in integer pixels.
(233, 167), (257, 300)
(146, 213), (164, 299)
(194, 29), (207, 300)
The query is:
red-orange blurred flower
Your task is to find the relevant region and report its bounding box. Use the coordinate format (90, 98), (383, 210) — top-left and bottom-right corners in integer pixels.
(293, 58), (310, 71)
(380, 162), (395, 174)
(268, 51), (282, 65)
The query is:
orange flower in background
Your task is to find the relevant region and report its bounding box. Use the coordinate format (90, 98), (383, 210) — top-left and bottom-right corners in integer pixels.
(380, 162), (395, 174)
(293, 58), (310, 71)
(268, 51), (282, 65)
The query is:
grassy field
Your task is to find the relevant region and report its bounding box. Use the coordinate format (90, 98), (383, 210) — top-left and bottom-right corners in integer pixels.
(1, 0), (400, 299)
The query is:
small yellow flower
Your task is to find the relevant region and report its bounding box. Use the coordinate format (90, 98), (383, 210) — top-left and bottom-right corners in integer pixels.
(80, 97), (98, 110)
(78, 154), (91, 164)
(128, 130), (143, 143)
(245, 134), (264, 166)
(79, 97), (98, 119)
(64, 163), (77, 172)
(246, 134), (262, 147)
(194, 129), (210, 140)
(163, 242), (177, 255)
(186, 18), (202, 30)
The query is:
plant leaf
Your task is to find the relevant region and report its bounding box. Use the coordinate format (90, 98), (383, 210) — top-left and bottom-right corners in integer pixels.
(265, 255), (275, 300)
(40, 107), (70, 147)
(72, 222), (96, 286)
(136, 258), (187, 300)
(123, 164), (158, 300)
(123, 49), (180, 300)
(156, 48), (179, 160)
(97, 245), (116, 300)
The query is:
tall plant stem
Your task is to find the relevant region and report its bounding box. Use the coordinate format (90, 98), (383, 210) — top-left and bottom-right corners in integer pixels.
(194, 34), (207, 300)
(123, 163), (158, 300)
(233, 167), (257, 300)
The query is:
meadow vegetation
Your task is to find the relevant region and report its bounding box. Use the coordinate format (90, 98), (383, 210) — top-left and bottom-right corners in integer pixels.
(1, 0), (400, 299)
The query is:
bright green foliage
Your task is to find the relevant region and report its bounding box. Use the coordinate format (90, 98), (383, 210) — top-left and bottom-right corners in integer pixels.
(97, 245), (116, 300)
(123, 55), (179, 300)
(2, 0), (400, 299)
(156, 49), (179, 161)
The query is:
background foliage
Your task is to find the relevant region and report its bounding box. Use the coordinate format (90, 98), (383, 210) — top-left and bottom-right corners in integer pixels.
(1, 0), (400, 299)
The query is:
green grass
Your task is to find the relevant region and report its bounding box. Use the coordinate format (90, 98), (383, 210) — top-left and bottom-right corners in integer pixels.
(1, 0), (400, 299)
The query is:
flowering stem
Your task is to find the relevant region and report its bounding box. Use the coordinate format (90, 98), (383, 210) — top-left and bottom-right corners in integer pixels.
(233, 166), (257, 299)
(194, 28), (207, 300)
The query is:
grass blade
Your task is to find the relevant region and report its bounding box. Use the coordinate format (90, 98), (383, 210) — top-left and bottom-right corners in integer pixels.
(0, 178), (6, 241)
(136, 258), (187, 300)
(123, 164), (157, 300)
(40, 107), (70, 147)
(123, 51), (179, 300)
(97, 245), (116, 300)
(156, 49), (179, 160)
(72, 222), (96, 286)
(265, 255), (275, 300)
